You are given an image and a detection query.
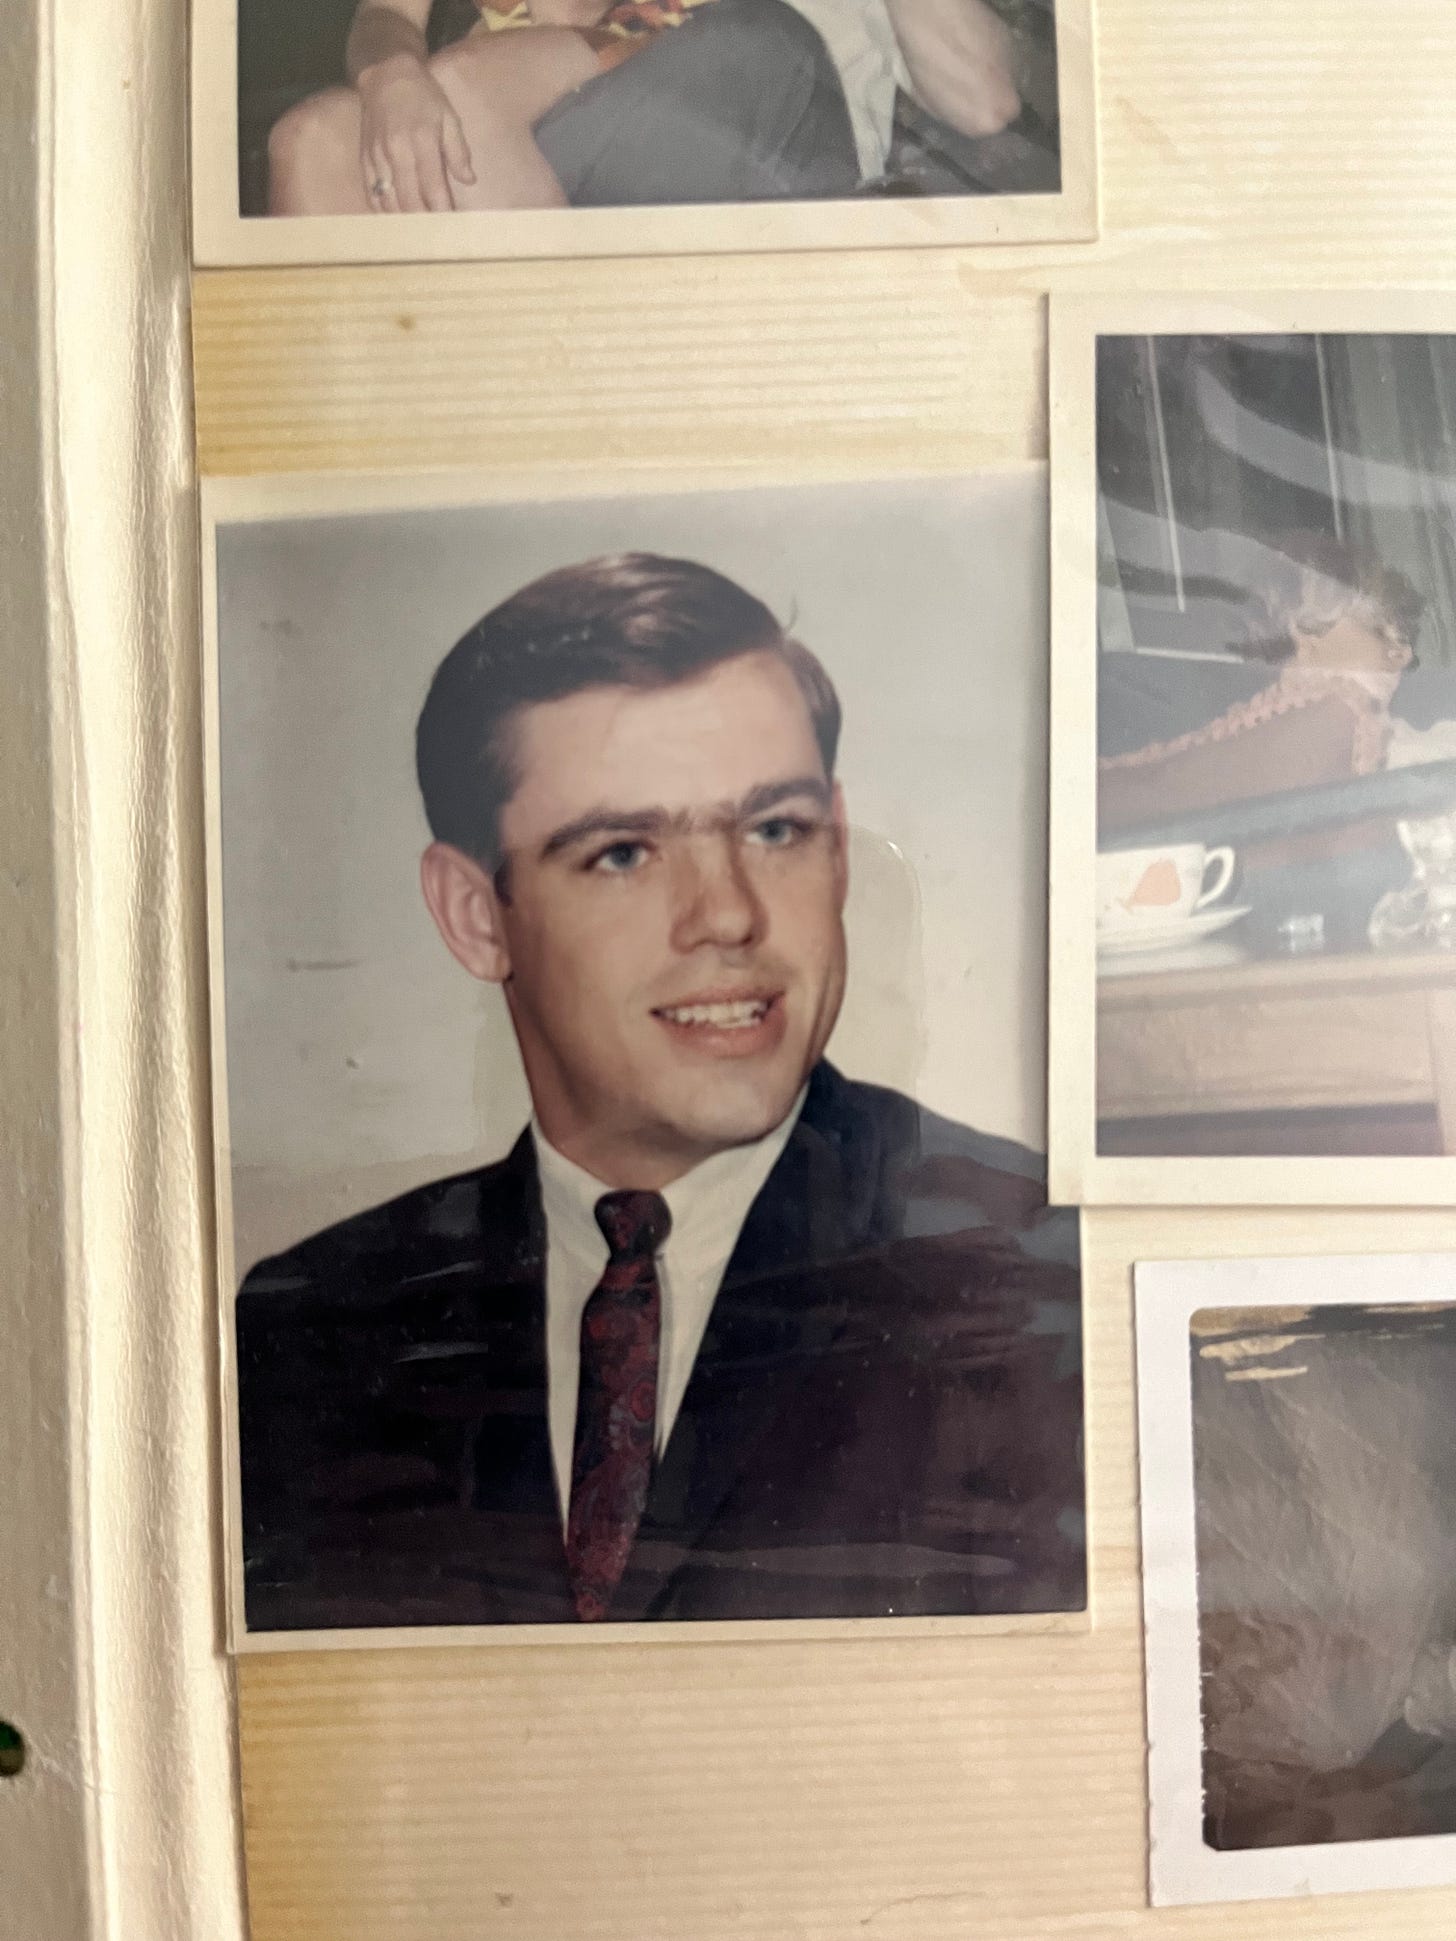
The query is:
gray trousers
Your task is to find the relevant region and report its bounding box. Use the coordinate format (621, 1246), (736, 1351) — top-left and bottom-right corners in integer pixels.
(535, 0), (861, 205)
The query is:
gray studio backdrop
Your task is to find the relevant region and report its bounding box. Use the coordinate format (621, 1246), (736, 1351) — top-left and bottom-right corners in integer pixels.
(216, 470), (1050, 1274)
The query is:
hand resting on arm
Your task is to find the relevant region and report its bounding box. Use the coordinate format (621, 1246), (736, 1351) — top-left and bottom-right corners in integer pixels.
(347, 0), (478, 211)
(345, 0), (617, 210)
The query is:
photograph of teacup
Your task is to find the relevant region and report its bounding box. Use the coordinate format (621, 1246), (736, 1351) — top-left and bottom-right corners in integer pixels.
(1096, 842), (1236, 937)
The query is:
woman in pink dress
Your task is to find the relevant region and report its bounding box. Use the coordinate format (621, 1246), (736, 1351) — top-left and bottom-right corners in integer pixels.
(1099, 534), (1426, 943)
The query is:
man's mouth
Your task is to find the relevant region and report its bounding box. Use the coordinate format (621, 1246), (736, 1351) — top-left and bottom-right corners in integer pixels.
(653, 995), (775, 1031)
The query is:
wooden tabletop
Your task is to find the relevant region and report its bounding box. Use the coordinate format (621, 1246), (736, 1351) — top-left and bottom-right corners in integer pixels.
(1100, 945), (1456, 1010)
(1098, 946), (1456, 1143)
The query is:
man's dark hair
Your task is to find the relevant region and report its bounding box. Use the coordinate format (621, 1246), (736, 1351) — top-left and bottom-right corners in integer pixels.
(416, 552), (842, 865)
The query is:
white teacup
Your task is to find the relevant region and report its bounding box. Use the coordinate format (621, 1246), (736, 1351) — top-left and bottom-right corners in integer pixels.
(1097, 841), (1236, 935)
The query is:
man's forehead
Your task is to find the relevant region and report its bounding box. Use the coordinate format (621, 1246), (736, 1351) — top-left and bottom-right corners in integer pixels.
(504, 654), (823, 811)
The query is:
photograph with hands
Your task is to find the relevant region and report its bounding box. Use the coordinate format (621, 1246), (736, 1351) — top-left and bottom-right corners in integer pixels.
(194, 0), (1097, 258)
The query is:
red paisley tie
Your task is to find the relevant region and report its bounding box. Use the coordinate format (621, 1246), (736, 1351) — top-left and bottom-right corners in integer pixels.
(564, 1190), (671, 1623)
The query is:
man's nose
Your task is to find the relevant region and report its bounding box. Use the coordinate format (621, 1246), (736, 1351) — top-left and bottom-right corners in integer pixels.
(669, 837), (765, 953)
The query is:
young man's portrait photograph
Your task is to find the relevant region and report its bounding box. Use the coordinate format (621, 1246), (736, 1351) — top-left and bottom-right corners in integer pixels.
(207, 472), (1084, 1638)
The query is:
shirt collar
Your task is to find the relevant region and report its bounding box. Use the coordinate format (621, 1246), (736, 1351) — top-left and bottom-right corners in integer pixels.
(532, 1086), (808, 1275)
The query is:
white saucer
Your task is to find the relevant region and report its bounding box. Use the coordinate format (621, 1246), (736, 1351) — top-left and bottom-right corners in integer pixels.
(1097, 903), (1252, 958)
(1098, 939), (1250, 981)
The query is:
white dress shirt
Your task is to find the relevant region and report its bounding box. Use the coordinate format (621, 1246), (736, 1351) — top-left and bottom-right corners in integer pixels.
(534, 1090), (806, 1523)
(782, 0), (910, 179)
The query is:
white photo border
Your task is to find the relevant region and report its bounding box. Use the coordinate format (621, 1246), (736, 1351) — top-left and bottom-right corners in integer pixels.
(1049, 291), (1456, 1208)
(1136, 1251), (1456, 1906)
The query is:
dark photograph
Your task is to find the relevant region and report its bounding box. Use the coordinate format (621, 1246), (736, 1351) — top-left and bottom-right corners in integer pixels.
(1193, 1298), (1456, 1856)
(1095, 333), (1456, 1160)
(207, 473), (1085, 1636)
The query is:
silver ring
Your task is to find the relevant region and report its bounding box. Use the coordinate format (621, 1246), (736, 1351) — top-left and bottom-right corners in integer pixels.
(369, 177), (390, 199)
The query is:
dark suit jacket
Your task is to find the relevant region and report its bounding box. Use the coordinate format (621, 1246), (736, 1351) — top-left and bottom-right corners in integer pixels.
(237, 1063), (1084, 1630)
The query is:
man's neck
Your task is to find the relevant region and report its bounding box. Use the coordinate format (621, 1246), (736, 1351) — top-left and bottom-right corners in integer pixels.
(537, 1144), (705, 1193)
(531, 1123), (776, 1193)
(532, 1087), (811, 1206)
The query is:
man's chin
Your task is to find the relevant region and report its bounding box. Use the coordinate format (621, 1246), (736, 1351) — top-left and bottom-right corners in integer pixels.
(653, 1066), (807, 1161)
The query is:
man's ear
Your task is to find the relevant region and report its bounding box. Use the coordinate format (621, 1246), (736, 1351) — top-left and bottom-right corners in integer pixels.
(419, 842), (512, 984)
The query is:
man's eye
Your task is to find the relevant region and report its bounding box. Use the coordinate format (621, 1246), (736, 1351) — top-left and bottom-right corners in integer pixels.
(748, 815), (811, 849)
(588, 840), (649, 874)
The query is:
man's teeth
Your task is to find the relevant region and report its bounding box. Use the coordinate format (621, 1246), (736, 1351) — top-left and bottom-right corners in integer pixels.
(660, 999), (770, 1028)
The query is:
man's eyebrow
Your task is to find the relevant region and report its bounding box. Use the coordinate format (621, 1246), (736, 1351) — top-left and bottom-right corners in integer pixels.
(538, 775), (831, 861)
(736, 776), (833, 820)
(540, 807), (672, 859)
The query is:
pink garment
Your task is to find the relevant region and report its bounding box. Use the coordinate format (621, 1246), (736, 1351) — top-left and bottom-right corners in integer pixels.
(1101, 665), (1396, 783)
